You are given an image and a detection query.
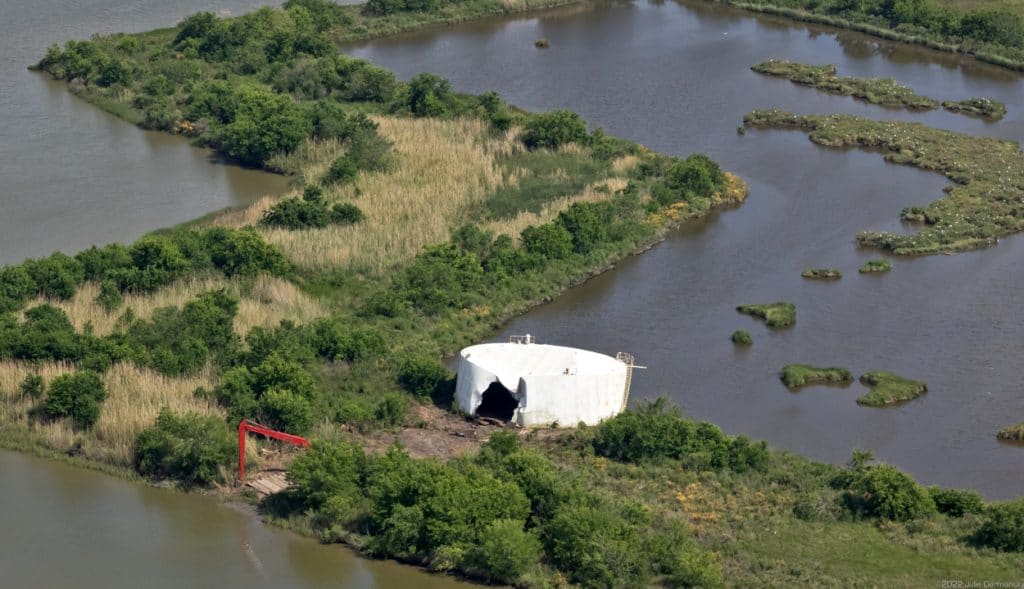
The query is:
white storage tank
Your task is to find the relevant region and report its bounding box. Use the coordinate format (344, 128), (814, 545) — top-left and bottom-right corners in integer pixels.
(454, 336), (636, 427)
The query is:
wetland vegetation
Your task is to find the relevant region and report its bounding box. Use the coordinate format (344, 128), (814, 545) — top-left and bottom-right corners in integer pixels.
(780, 364), (853, 389)
(9, 0), (1024, 585)
(859, 258), (893, 273)
(731, 329), (753, 345)
(752, 60), (1005, 119)
(801, 267), (842, 279)
(744, 109), (1024, 255)
(726, 0), (1024, 70)
(857, 371), (928, 406)
(736, 301), (796, 327)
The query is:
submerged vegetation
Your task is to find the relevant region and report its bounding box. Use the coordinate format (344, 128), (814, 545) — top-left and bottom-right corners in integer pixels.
(857, 371), (928, 406)
(859, 258), (893, 273)
(780, 364), (853, 389)
(744, 109), (1024, 255)
(801, 267), (842, 279)
(752, 60), (1006, 119)
(736, 301), (796, 327)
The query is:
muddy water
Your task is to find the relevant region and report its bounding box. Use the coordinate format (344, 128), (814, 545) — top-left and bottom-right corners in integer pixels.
(346, 0), (1024, 498)
(0, 450), (467, 588)
(0, 0), (293, 265)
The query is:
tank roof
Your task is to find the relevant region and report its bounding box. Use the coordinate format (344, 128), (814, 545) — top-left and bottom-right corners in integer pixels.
(459, 342), (625, 378)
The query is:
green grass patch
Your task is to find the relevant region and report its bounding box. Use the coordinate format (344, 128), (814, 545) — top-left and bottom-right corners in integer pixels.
(744, 109), (1024, 255)
(801, 268), (842, 280)
(780, 364), (853, 389)
(731, 329), (753, 345)
(857, 371), (928, 406)
(737, 302), (796, 328)
(942, 97), (1008, 120)
(752, 60), (939, 110)
(483, 150), (609, 219)
(859, 259), (893, 273)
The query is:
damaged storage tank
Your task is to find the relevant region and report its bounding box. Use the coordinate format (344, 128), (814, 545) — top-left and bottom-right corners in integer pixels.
(454, 336), (637, 427)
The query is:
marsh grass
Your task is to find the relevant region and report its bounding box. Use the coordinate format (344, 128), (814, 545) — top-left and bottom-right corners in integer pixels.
(0, 361), (221, 466)
(942, 98), (1008, 120)
(859, 259), (893, 273)
(997, 422), (1024, 441)
(781, 364), (853, 389)
(23, 275), (327, 337)
(744, 110), (1024, 255)
(737, 302), (796, 328)
(483, 148), (610, 219)
(802, 268), (842, 279)
(225, 117), (507, 273)
(752, 60), (940, 110)
(857, 371), (928, 406)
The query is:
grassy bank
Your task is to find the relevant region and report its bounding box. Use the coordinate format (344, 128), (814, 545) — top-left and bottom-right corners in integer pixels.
(744, 109), (1024, 255)
(752, 60), (1006, 119)
(720, 0), (1024, 71)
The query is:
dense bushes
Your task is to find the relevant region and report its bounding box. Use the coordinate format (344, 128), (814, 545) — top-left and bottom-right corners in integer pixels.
(842, 462), (935, 521)
(974, 500), (1024, 552)
(521, 110), (588, 150)
(42, 371), (107, 430)
(135, 409), (236, 487)
(284, 432), (723, 587)
(592, 398), (769, 472)
(261, 190), (365, 229)
(929, 487), (984, 518)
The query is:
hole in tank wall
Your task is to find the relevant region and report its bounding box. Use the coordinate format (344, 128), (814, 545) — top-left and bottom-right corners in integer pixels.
(475, 381), (518, 421)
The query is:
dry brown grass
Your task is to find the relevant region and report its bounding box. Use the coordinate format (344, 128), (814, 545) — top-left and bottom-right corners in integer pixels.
(0, 360), (223, 466)
(214, 117), (509, 274)
(23, 275), (327, 337)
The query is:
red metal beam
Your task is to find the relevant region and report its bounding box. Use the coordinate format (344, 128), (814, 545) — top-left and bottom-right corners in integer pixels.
(238, 419), (311, 482)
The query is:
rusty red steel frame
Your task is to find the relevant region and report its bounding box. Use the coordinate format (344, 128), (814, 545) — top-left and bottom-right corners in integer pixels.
(237, 419), (311, 481)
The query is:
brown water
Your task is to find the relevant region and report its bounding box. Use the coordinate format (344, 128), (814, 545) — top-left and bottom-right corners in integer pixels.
(346, 0), (1024, 498)
(0, 450), (467, 588)
(0, 0), (293, 266)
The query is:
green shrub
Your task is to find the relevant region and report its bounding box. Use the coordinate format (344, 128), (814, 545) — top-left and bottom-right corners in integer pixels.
(592, 399), (768, 472)
(929, 487), (984, 518)
(10, 305), (81, 361)
(520, 223), (573, 260)
(398, 356), (450, 398)
(20, 374), (45, 400)
(398, 244), (484, 314)
(857, 371), (927, 406)
(0, 265), (36, 312)
(23, 253), (85, 300)
(465, 519), (541, 584)
(731, 329), (752, 345)
(95, 280), (122, 312)
(261, 196), (364, 230)
(545, 501), (650, 588)
(346, 127), (392, 171)
(974, 499), (1024, 552)
(43, 371), (107, 429)
(324, 156), (358, 185)
(666, 154), (725, 198)
(557, 202), (608, 254)
(259, 388), (315, 434)
(521, 110), (588, 150)
(407, 73), (457, 118)
(288, 439), (366, 508)
(134, 409), (235, 487)
(845, 464), (935, 521)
